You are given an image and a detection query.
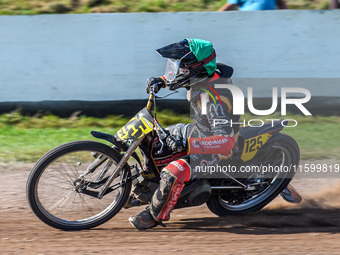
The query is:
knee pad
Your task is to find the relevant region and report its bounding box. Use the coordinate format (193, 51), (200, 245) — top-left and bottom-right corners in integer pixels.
(165, 159), (191, 184)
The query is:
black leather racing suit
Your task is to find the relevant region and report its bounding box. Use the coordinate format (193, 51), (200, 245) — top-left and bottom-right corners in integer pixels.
(147, 68), (240, 221)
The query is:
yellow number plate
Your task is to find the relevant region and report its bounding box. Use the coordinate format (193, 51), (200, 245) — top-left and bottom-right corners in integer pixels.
(240, 133), (272, 162)
(116, 112), (154, 141)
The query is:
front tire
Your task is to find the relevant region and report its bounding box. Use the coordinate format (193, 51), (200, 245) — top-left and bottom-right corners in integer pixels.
(207, 133), (299, 216)
(26, 141), (132, 230)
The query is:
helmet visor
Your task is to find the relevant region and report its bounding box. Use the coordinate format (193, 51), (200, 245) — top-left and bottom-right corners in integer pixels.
(164, 58), (181, 82)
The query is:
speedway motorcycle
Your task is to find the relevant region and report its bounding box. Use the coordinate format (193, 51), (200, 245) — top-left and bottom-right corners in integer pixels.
(27, 65), (301, 230)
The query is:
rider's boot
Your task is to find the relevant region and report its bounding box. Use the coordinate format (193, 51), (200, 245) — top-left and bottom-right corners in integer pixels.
(128, 207), (160, 230)
(129, 159), (191, 230)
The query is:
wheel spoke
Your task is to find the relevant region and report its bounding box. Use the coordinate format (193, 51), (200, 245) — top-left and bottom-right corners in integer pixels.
(48, 190), (75, 212)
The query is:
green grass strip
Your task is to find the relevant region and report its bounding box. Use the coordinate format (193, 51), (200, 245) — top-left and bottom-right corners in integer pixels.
(0, 111), (339, 163)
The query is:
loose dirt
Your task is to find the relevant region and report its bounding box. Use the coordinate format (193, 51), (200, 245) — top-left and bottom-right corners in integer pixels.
(1, 160), (340, 255)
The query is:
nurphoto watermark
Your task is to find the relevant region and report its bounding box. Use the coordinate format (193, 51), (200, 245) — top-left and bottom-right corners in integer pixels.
(198, 82), (312, 128)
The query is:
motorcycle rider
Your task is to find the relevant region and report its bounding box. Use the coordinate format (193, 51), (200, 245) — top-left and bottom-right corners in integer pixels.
(129, 38), (239, 230)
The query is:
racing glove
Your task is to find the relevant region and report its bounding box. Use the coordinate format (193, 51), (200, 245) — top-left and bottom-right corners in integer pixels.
(145, 76), (166, 94)
(166, 134), (186, 152)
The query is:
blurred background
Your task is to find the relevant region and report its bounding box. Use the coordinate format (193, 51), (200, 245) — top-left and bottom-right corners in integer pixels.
(1, 2), (340, 254)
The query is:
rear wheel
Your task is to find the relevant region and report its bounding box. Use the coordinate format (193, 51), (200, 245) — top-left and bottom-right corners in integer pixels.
(26, 141), (132, 230)
(207, 133), (299, 216)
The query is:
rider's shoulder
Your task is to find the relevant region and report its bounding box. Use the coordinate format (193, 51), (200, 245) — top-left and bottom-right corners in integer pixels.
(215, 63), (234, 79)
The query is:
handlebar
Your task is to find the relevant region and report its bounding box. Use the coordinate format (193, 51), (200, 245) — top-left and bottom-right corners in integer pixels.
(146, 86), (183, 154)
(146, 91), (154, 111)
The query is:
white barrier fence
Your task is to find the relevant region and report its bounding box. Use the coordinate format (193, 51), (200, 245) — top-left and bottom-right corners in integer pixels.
(0, 10), (339, 102)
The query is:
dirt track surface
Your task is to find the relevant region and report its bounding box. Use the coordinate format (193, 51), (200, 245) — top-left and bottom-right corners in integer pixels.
(2, 161), (340, 255)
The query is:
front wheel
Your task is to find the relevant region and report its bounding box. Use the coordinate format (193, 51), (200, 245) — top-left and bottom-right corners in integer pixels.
(26, 141), (132, 230)
(207, 133), (299, 216)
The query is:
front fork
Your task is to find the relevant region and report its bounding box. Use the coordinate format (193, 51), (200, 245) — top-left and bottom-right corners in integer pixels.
(96, 136), (144, 198)
(96, 91), (156, 198)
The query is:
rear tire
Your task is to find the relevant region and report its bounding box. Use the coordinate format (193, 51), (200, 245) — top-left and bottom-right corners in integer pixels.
(27, 141), (132, 230)
(207, 133), (299, 216)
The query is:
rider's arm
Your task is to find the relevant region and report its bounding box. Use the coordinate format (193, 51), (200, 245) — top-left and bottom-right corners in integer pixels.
(187, 126), (235, 157)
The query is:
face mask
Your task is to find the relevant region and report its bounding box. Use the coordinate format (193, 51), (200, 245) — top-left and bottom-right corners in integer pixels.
(164, 58), (181, 82)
